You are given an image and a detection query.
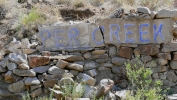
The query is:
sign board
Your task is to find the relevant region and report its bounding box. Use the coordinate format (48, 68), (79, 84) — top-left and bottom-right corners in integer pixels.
(38, 18), (173, 51)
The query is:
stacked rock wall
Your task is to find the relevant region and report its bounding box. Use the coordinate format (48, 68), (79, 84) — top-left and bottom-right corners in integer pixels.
(1, 7), (177, 99)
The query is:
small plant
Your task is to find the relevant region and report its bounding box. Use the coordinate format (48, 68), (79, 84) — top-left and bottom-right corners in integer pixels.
(72, 0), (85, 8)
(125, 57), (164, 100)
(19, 8), (45, 28)
(90, 0), (104, 6)
(60, 81), (85, 99)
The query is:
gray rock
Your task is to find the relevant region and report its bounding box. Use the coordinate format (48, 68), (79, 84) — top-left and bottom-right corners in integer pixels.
(137, 7), (151, 14)
(74, 61), (85, 65)
(95, 71), (113, 84)
(13, 69), (36, 76)
(167, 71), (177, 82)
(101, 63), (113, 68)
(129, 58), (144, 68)
(146, 60), (157, 67)
(67, 63), (83, 72)
(170, 60), (177, 69)
(63, 55), (85, 62)
(157, 58), (168, 66)
(152, 73), (159, 79)
(92, 50), (106, 55)
(58, 77), (74, 85)
(166, 95), (177, 100)
(9, 53), (27, 64)
(7, 62), (17, 70)
(152, 66), (168, 73)
(0, 66), (6, 73)
(8, 81), (25, 93)
(48, 66), (66, 75)
(77, 73), (96, 86)
(150, 11), (157, 19)
(33, 66), (50, 73)
(95, 58), (110, 63)
(141, 55), (152, 63)
(112, 67), (120, 74)
(49, 89), (64, 100)
(84, 85), (97, 99)
(162, 42), (177, 52)
(21, 38), (30, 49)
(83, 52), (91, 59)
(18, 63), (29, 70)
(111, 57), (126, 67)
(4, 71), (17, 83)
(0, 88), (11, 96)
(62, 73), (74, 78)
(86, 69), (98, 77)
(70, 70), (79, 76)
(0, 56), (9, 68)
(22, 49), (36, 54)
(156, 9), (177, 20)
(104, 92), (116, 100)
(25, 77), (40, 85)
(115, 90), (128, 100)
(159, 72), (167, 80)
(43, 79), (57, 88)
(7, 38), (21, 53)
(30, 85), (41, 91)
(30, 88), (43, 98)
(89, 54), (108, 60)
(157, 52), (171, 60)
(84, 61), (99, 70)
(56, 59), (68, 69)
(109, 46), (117, 57)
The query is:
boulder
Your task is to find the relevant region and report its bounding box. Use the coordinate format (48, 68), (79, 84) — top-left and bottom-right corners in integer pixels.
(8, 81), (25, 93)
(21, 38), (30, 49)
(0, 56), (8, 68)
(0, 66), (6, 73)
(84, 85), (97, 99)
(141, 55), (152, 63)
(0, 88), (11, 96)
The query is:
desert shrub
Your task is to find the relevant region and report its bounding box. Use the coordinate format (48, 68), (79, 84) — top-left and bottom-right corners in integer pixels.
(71, 0), (85, 8)
(125, 57), (164, 100)
(20, 8), (45, 27)
(111, 0), (173, 11)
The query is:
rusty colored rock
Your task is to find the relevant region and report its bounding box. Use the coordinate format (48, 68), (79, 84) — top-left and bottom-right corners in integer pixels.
(139, 44), (159, 55)
(28, 55), (50, 68)
(118, 47), (133, 59)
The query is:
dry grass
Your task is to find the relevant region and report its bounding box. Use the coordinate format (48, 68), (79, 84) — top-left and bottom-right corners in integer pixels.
(71, 0), (85, 8)
(90, 0), (104, 6)
(0, 0), (5, 6)
(111, 0), (173, 11)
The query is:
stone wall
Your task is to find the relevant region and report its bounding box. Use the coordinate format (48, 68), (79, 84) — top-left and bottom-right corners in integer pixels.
(1, 7), (177, 99)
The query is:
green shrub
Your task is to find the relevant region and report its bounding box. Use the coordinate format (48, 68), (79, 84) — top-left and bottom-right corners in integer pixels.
(20, 8), (45, 28)
(125, 57), (164, 100)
